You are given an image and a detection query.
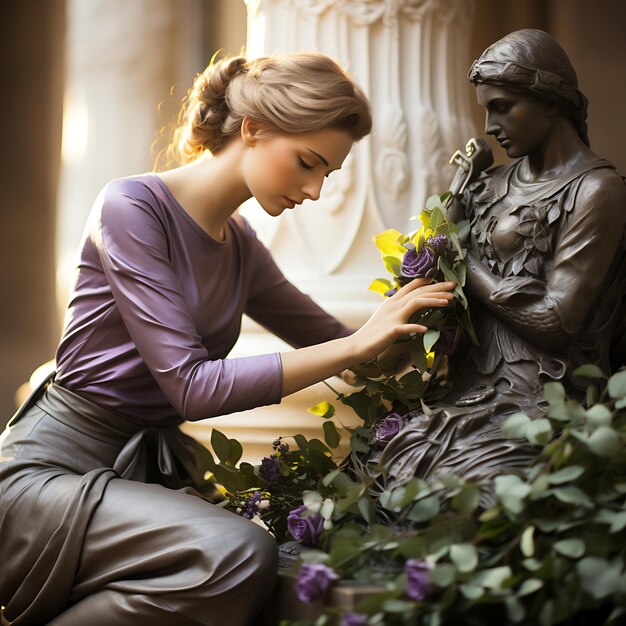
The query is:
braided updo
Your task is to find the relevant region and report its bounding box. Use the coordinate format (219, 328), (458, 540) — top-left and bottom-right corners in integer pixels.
(169, 51), (372, 163)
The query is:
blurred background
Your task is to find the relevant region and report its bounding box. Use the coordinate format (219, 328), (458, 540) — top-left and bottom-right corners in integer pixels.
(1, 0), (625, 433)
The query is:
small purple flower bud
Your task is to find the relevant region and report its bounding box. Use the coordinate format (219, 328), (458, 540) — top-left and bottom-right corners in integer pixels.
(405, 559), (435, 601)
(240, 490), (262, 519)
(434, 325), (461, 356)
(427, 234), (449, 253)
(259, 455), (280, 484)
(342, 612), (369, 626)
(295, 563), (339, 603)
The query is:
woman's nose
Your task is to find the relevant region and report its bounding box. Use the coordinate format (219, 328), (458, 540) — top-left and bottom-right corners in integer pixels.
(302, 176), (324, 201)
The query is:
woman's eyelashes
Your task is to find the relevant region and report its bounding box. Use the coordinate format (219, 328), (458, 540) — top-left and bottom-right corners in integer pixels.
(298, 156), (314, 170)
(298, 156), (332, 178)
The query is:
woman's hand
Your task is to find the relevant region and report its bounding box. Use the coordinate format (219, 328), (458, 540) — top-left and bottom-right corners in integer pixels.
(280, 278), (455, 397)
(350, 278), (456, 365)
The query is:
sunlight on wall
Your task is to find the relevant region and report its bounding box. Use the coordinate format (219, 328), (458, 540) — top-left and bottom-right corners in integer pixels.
(60, 90), (88, 166)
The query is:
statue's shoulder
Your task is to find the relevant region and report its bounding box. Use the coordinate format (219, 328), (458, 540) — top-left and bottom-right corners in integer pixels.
(575, 159), (626, 210)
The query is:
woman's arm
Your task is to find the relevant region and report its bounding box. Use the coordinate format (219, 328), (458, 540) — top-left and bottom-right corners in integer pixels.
(465, 169), (626, 347)
(95, 182), (454, 417)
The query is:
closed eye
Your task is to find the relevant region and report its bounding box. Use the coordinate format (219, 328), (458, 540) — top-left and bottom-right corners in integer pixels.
(298, 156), (314, 170)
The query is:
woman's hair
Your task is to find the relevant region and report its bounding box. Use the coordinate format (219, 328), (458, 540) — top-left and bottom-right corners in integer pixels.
(166, 51), (372, 164)
(468, 29), (590, 146)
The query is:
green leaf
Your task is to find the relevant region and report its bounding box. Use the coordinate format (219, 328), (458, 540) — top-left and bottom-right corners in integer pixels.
(577, 556), (623, 599)
(521, 526), (535, 557)
(473, 566), (512, 590)
(429, 206), (445, 230)
(451, 484), (481, 514)
(460, 583), (484, 600)
(517, 578), (543, 597)
(553, 538), (585, 558)
(323, 421), (340, 449)
(543, 382), (565, 403)
(425, 195), (442, 210)
(586, 404), (613, 430)
(383, 599), (415, 613)
(608, 369), (626, 399)
(450, 543), (478, 573)
(382, 255), (401, 276)
(502, 412), (531, 439)
(505, 596), (525, 623)
(349, 435), (370, 454)
(322, 468), (342, 487)
(423, 329), (441, 353)
(547, 465), (585, 484)
(308, 401), (336, 419)
(552, 486), (594, 508)
(573, 364), (606, 378)
(211, 429), (232, 465)
(526, 418), (552, 445)
(407, 494), (440, 522)
(495, 475), (531, 514)
(429, 564), (456, 586)
(587, 426), (621, 456)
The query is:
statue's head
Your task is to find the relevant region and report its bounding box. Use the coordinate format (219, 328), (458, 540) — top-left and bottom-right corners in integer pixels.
(468, 29), (589, 146)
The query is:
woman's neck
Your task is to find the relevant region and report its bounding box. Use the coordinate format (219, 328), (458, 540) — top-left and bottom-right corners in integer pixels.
(522, 119), (595, 183)
(157, 140), (251, 241)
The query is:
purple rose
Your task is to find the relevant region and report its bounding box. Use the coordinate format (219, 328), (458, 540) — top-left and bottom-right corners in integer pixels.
(375, 413), (404, 446)
(405, 559), (435, 601)
(342, 612), (369, 626)
(259, 455), (280, 484)
(400, 246), (437, 281)
(434, 325), (461, 356)
(287, 505), (325, 545)
(296, 563), (339, 603)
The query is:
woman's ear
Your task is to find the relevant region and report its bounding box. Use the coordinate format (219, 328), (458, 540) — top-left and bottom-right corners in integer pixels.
(241, 117), (261, 146)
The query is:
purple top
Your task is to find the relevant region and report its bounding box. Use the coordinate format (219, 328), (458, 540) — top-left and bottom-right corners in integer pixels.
(55, 174), (350, 426)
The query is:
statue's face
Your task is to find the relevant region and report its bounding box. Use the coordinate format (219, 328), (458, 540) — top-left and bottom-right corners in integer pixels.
(476, 83), (556, 159)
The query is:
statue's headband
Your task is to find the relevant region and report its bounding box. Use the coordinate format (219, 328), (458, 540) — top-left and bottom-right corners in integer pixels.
(467, 59), (588, 119)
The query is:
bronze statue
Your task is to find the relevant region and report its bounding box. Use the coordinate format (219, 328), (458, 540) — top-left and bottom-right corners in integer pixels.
(354, 29), (626, 499)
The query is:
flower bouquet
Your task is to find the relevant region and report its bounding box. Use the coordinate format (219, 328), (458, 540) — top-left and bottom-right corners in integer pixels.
(347, 193), (477, 416)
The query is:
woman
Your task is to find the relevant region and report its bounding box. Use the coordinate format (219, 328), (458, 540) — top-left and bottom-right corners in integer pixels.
(358, 29), (626, 498)
(0, 52), (455, 626)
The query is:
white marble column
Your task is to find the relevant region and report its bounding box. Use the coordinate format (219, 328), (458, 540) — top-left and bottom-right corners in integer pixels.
(56, 0), (204, 312)
(183, 0), (478, 462)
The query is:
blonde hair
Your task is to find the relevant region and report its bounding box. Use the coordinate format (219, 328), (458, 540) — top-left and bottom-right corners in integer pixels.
(165, 51), (372, 165)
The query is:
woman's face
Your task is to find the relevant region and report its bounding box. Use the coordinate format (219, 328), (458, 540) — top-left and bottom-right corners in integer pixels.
(476, 83), (556, 158)
(241, 126), (355, 216)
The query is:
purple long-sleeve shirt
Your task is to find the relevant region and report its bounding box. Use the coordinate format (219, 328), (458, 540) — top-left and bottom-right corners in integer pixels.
(55, 174), (351, 426)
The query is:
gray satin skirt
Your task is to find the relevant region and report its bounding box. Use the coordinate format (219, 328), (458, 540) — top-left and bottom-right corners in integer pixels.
(0, 381), (277, 625)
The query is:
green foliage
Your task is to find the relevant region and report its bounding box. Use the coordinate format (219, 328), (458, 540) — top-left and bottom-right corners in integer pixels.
(364, 195), (478, 414)
(216, 367), (626, 626)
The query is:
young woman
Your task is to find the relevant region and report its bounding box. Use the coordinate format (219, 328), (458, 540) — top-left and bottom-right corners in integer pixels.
(0, 52), (455, 626)
(353, 29), (626, 503)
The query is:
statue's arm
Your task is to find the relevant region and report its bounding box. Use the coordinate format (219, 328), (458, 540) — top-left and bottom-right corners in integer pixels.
(465, 170), (626, 348)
